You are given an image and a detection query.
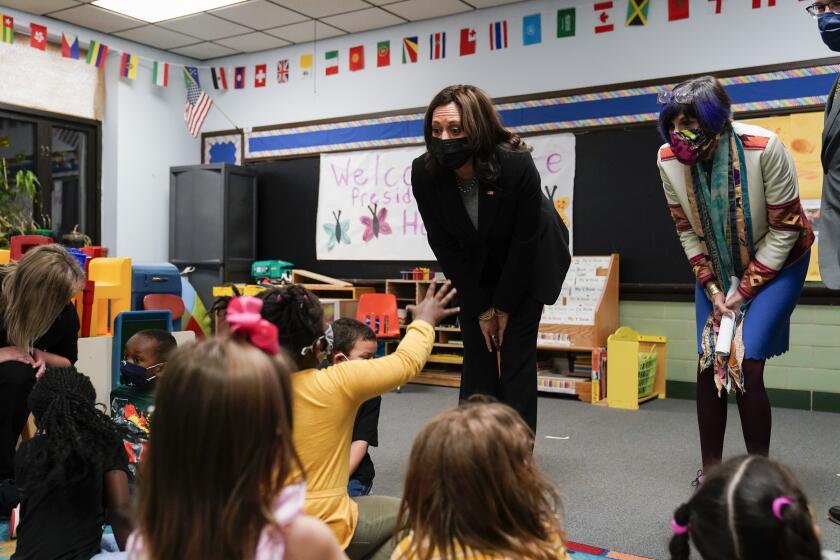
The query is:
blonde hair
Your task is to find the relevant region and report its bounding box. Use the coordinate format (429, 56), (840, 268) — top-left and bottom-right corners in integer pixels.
(138, 335), (301, 560)
(396, 400), (565, 560)
(1, 244), (84, 350)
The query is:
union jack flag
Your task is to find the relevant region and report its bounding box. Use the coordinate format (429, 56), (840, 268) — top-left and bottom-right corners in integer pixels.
(277, 59), (289, 83)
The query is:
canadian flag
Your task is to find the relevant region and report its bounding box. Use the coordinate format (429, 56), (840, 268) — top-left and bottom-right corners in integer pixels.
(254, 64), (266, 88)
(30, 23), (46, 50)
(594, 1), (614, 34)
(752, 0), (775, 7)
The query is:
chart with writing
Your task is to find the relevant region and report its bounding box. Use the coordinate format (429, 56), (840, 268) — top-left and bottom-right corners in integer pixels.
(541, 256), (611, 325)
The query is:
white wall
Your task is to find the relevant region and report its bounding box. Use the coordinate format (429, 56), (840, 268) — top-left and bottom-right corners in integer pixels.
(0, 8), (199, 261)
(3, 1), (837, 262)
(203, 0), (837, 132)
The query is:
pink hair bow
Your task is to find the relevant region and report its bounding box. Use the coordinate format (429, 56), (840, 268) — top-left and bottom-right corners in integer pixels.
(226, 296), (279, 355)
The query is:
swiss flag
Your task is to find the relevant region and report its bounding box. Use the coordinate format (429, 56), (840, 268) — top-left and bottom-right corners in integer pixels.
(254, 64), (266, 87)
(594, 2), (614, 33)
(460, 28), (476, 56)
(30, 23), (46, 50)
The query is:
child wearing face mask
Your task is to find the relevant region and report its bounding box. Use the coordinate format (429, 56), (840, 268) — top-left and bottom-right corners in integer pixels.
(110, 329), (177, 479)
(328, 319), (380, 498)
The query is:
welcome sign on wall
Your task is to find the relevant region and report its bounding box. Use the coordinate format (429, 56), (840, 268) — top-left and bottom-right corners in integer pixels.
(315, 133), (576, 261)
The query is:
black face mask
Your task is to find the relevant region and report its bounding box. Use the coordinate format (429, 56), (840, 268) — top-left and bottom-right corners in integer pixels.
(429, 137), (471, 171)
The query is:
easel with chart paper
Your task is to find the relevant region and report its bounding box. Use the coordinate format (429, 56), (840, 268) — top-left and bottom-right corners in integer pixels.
(536, 255), (619, 403)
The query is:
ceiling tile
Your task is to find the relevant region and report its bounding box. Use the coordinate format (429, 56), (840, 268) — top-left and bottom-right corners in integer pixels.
(265, 20), (343, 43)
(49, 4), (144, 32)
(1, 0), (79, 15)
(170, 41), (239, 59)
(160, 13), (251, 41)
(467, 0), (525, 7)
(321, 7), (405, 33)
(114, 25), (198, 49)
(270, 0), (369, 18)
(361, 0), (402, 4)
(215, 31), (290, 52)
(384, 0), (471, 21)
(211, 0), (308, 30)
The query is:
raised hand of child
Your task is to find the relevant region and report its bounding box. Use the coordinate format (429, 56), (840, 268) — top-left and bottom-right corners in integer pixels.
(407, 281), (459, 326)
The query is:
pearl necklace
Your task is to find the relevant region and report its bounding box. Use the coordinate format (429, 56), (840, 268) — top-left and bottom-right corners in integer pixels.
(455, 174), (477, 194)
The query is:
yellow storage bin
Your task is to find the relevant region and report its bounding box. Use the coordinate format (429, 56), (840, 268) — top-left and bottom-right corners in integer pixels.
(607, 326), (667, 410)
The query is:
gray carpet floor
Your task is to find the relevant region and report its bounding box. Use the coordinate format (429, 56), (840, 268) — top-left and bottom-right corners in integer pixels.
(371, 385), (840, 559)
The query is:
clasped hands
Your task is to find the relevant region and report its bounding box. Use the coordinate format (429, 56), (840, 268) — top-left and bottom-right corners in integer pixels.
(710, 290), (745, 373)
(478, 308), (509, 352)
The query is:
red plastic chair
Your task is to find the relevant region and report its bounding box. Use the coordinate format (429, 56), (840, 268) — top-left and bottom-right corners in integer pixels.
(10, 234), (53, 261)
(143, 293), (185, 322)
(81, 246), (108, 259)
(355, 293), (400, 339)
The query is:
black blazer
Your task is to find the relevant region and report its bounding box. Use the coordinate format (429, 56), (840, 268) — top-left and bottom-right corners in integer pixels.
(821, 75), (840, 289)
(412, 149), (570, 318)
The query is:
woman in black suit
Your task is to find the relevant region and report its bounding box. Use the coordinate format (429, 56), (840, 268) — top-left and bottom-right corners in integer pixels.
(412, 84), (570, 432)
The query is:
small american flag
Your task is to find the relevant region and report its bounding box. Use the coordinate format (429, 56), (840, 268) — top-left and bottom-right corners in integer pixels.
(277, 59), (289, 83)
(183, 67), (212, 137)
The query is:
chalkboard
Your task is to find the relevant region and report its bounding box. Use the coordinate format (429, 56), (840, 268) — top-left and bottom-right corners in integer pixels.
(250, 123), (694, 288)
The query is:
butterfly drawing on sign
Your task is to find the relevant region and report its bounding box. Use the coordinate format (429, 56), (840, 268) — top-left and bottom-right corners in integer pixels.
(544, 185), (571, 227)
(360, 203), (392, 242)
(323, 210), (351, 250)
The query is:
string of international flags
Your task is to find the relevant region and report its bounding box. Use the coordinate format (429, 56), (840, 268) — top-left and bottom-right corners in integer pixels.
(0, 0), (782, 136)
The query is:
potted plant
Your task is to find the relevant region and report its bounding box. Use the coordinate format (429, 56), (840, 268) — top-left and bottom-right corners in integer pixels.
(0, 158), (40, 248)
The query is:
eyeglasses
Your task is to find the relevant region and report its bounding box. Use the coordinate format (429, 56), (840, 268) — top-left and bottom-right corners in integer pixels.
(806, 1), (840, 17)
(657, 88), (694, 105)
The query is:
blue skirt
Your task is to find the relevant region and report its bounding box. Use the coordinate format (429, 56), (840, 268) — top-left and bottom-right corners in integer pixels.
(695, 252), (809, 360)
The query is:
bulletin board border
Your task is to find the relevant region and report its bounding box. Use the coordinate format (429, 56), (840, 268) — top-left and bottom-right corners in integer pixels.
(238, 57), (840, 161)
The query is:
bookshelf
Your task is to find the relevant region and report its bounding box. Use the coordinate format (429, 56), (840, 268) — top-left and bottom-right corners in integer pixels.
(536, 255), (619, 403)
(383, 255), (618, 400)
(384, 279), (462, 388)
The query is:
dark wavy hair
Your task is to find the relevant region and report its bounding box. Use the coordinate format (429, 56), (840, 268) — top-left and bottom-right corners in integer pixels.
(24, 367), (124, 492)
(669, 456), (821, 560)
(657, 75), (732, 142)
(423, 84), (528, 182)
(256, 285), (325, 369)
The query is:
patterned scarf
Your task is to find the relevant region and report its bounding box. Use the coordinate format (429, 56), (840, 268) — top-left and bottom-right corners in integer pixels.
(684, 128), (755, 395)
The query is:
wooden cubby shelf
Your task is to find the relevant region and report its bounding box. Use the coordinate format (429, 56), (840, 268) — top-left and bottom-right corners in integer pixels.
(384, 254), (618, 404)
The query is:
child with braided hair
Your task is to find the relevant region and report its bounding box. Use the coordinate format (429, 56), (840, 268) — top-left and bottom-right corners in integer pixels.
(669, 455), (839, 560)
(12, 367), (132, 559)
(252, 281), (458, 560)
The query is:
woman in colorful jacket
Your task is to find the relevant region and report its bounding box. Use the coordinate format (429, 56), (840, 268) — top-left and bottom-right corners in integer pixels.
(656, 76), (814, 480)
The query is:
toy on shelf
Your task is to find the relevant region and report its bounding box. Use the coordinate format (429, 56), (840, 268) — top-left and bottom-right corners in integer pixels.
(400, 267), (432, 280)
(252, 259), (294, 286)
(10, 234), (53, 261)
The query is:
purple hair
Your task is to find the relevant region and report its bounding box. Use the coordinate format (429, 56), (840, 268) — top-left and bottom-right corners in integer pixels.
(657, 76), (732, 142)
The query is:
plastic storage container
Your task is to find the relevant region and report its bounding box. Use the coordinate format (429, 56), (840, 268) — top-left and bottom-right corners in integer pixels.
(131, 263), (181, 310)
